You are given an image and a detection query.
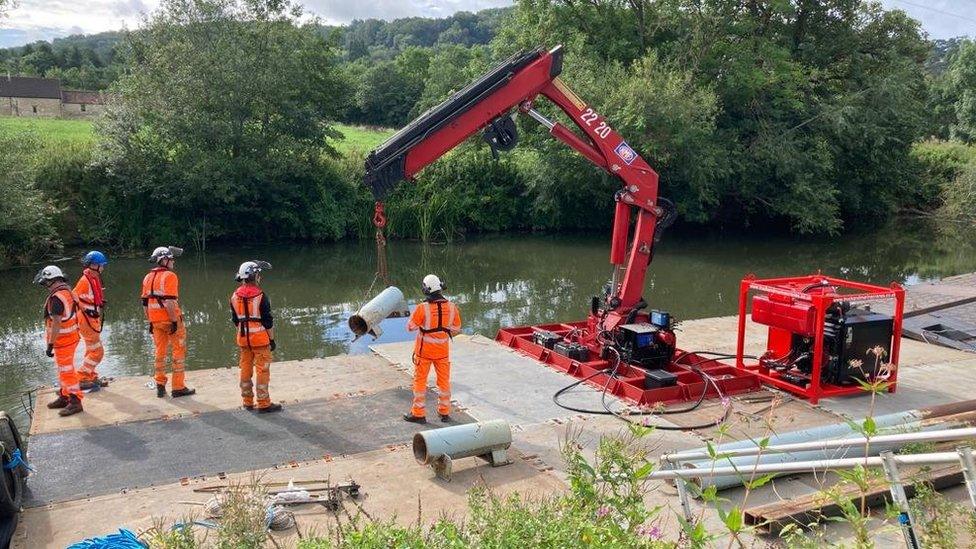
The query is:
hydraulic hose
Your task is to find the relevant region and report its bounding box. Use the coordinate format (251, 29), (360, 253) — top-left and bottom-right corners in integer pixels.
(551, 349), (757, 431)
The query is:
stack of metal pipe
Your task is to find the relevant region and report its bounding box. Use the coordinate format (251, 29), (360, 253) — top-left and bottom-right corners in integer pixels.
(662, 398), (976, 491)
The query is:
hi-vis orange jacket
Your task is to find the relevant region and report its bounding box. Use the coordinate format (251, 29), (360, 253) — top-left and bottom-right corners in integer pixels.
(45, 286), (80, 348)
(141, 267), (181, 323)
(408, 299), (461, 360)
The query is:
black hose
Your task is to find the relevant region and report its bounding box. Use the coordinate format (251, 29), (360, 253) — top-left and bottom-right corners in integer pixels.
(551, 349), (758, 431)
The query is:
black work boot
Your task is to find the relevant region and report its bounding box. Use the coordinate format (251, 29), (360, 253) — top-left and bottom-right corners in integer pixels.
(47, 394), (69, 409)
(403, 414), (427, 424)
(171, 387), (196, 398)
(59, 395), (83, 417)
(156, 384), (167, 398)
(257, 403), (282, 414)
(440, 414), (451, 423)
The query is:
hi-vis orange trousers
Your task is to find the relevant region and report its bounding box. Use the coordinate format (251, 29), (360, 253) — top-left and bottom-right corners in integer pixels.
(411, 356), (451, 418)
(152, 321), (187, 390)
(239, 346), (272, 409)
(77, 317), (103, 383)
(54, 340), (82, 399)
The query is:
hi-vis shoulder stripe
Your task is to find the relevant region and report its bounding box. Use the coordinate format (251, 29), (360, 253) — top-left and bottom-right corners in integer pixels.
(552, 78), (586, 110)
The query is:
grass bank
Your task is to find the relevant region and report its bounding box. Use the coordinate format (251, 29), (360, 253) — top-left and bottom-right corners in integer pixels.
(0, 117), (393, 156)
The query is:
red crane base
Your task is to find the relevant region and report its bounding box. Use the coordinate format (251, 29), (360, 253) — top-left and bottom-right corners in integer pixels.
(495, 321), (763, 407)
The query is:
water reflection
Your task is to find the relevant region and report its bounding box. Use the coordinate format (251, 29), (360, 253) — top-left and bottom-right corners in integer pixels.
(2, 219), (975, 424)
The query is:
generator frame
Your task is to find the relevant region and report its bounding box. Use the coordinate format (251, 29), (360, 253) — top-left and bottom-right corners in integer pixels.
(734, 274), (905, 404)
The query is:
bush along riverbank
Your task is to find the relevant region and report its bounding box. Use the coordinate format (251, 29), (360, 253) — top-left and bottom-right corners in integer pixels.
(4, 0), (976, 268)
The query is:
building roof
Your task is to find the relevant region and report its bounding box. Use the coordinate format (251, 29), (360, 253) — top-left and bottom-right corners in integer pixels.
(0, 76), (62, 99)
(61, 89), (106, 105)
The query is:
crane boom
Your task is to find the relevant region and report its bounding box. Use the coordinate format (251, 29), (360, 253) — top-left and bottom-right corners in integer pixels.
(364, 45), (672, 334)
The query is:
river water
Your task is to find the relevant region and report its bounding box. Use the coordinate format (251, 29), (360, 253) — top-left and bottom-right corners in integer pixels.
(3, 221), (975, 425)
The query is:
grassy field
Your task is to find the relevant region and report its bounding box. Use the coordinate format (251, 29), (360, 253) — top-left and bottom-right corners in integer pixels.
(0, 116), (97, 146)
(0, 116), (393, 155)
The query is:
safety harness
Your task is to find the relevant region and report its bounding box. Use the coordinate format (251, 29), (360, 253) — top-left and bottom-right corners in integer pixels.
(416, 299), (456, 357)
(143, 268), (177, 320)
(234, 291), (266, 349)
(78, 269), (105, 334)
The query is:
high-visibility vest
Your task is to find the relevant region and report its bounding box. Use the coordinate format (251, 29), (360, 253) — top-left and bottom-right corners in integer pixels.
(44, 287), (80, 348)
(141, 268), (180, 323)
(74, 269), (104, 332)
(231, 291), (270, 348)
(411, 300), (460, 360)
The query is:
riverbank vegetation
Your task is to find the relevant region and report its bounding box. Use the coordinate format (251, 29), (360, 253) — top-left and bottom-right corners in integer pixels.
(1, 0), (976, 267)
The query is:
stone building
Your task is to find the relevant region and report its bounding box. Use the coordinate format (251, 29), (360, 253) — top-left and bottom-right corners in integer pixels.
(0, 75), (107, 118)
(61, 89), (107, 118)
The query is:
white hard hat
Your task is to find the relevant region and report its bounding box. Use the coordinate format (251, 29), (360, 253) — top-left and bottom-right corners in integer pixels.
(422, 274), (443, 294)
(33, 265), (65, 284)
(149, 246), (184, 263)
(235, 260), (271, 281)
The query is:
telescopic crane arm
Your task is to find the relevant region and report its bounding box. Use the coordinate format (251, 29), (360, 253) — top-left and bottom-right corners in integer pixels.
(364, 45), (673, 333)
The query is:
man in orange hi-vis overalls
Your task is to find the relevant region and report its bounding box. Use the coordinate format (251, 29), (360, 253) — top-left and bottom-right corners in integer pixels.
(74, 251), (108, 391)
(404, 274), (461, 424)
(142, 246), (196, 399)
(231, 260), (281, 414)
(34, 265), (84, 416)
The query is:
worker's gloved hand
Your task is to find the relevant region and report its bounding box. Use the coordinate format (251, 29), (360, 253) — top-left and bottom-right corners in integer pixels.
(269, 339), (277, 352)
(169, 321), (178, 334)
(45, 343), (54, 357)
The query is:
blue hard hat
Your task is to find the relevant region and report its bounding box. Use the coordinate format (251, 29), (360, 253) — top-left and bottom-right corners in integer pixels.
(82, 250), (108, 266)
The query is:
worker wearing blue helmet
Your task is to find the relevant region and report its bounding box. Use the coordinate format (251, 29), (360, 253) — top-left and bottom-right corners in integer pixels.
(74, 250), (109, 390)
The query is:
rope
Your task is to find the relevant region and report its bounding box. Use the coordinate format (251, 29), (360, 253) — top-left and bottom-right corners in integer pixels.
(66, 528), (146, 548)
(3, 448), (34, 472)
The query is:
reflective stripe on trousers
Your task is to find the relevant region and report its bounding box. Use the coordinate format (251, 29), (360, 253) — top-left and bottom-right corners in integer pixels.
(239, 346), (272, 408)
(411, 356), (451, 417)
(54, 339), (82, 399)
(152, 321), (187, 390)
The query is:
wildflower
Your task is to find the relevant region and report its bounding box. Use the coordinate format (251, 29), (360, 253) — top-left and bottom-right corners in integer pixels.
(869, 346), (887, 359)
(848, 358), (864, 370)
(637, 525), (663, 539)
(595, 506), (611, 519)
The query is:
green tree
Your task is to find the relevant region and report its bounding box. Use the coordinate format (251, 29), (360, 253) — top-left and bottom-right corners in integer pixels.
(938, 40), (976, 143)
(96, 0), (355, 246)
(492, 0), (930, 233)
(0, 132), (62, 267)
(353, 47), (429, 127)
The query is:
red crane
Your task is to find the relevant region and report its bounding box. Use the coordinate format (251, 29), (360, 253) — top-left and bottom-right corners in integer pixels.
(365, 45), (761, 407)
(365, 46), (671, 331)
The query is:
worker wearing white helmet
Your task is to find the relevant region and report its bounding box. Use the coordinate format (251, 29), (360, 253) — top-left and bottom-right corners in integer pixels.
(34, 265), (84, 416)
(230, 260), (281, 413)
(404, 274), (462, 424)
(140, 246), (195, 399)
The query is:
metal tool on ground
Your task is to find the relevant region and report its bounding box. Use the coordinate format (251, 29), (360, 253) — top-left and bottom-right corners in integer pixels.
(361, 44), (761, 411)
(413, 420), (513, 481)
(735, 274), (906, 403)
(348, 286), (410, 340)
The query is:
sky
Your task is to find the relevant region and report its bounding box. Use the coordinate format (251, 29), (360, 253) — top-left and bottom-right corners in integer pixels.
(0, 0), (973, 48)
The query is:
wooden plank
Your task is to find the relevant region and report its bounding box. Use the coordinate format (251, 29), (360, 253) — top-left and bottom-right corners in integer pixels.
(744, 464), (963, 534)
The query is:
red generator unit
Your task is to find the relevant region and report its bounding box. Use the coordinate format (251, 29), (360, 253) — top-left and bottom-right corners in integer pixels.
(735, 274), (905, 404)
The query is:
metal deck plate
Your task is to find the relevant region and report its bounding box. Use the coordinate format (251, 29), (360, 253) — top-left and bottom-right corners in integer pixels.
(24, 388), (470, 507)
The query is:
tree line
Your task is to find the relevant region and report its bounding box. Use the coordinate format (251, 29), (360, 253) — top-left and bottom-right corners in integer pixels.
(1, 0), (975, 269)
